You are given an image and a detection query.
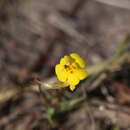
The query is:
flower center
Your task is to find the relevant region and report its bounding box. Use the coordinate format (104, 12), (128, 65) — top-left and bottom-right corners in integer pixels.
(64, 64), (78, 74)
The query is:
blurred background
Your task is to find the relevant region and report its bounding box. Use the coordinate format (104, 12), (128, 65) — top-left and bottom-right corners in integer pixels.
(0, 0), (130, 130)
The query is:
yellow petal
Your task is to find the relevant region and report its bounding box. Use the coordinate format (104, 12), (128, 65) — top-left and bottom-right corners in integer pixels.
(70, 53), (86, 68)
(69, 85), (76, 91)
(60, 56), (73, 65)
(68, 74), (80, 86)
(55, 64), (67, 82)
(75, 69), (88, 80)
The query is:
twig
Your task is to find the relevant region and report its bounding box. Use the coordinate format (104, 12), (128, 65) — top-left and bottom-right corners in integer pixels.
(89, 99), (130, 115)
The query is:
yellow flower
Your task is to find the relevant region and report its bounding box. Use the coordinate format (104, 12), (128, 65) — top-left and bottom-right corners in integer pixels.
(55, 53), (88, 91)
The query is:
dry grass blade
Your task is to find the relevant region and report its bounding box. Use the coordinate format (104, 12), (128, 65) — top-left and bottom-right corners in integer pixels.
(95, 0), (130, 10)
(0, 88), (19, 103)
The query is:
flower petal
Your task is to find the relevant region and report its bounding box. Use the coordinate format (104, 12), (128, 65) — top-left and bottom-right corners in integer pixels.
(70, 53), (86, 68)
(60, 56), (73, 65)
(75, 69), (88, 80)
(67, 74), (80, 86)
(69, 85), (76, 91)
(55, 64), (67, 82)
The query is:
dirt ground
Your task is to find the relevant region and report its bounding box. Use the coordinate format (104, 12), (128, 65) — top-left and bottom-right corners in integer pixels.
(0, 0), (130, 130)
